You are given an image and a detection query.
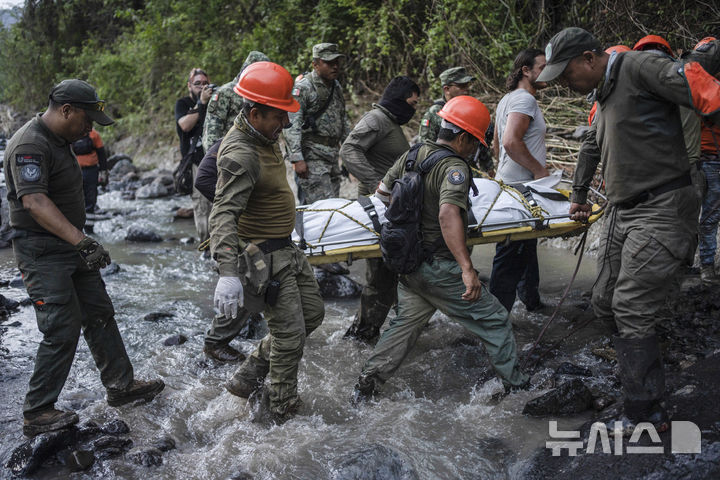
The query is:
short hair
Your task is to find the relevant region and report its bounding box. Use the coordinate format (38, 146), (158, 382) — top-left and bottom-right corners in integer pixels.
(437, 127), (463, 142)
(48, 98), (63, 110)
(505, 48), (545, 91)
(241, 100), (276, 118)
(188, 68), (208, 82)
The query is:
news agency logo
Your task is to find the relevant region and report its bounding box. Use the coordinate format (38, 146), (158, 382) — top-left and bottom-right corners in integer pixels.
(546, 420), (702, 456)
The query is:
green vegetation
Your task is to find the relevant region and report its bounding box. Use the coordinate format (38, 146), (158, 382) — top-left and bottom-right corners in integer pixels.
(0, 0), (715, 147)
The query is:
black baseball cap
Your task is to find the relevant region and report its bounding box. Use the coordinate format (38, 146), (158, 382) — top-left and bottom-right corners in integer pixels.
(536, 27), (602, 83)
(49, 79), (114, 126)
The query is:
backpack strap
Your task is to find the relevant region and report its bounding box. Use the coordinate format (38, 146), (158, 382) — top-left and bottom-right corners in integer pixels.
(416, 145), (459, 175)
(357, 195), (383, 233)
(404, 143), (424, 171)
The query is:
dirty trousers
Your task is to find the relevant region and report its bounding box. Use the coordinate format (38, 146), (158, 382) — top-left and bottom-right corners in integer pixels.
(243, 246), (324, 414)
(14, 234), (133, 415)
(345, 258), (398, 343)
(361, 257), (528, 388)
(591, 186), (699, 338)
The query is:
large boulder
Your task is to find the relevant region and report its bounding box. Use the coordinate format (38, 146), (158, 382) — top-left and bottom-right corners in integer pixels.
(109, 159), (137, 179)
(523, 379), (594, 416)
(135, 178), (170, 199)
(125, 226), (163, 242)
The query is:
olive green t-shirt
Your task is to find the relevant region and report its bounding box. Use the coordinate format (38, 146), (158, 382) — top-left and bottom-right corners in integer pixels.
(3, 114), (86, 232)
(382, 141), (470, 259)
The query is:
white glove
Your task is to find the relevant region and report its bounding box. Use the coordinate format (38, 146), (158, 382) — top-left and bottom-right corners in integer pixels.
(214, 276), (243, 319)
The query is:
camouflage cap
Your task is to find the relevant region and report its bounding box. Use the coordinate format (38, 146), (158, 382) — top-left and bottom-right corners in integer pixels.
(49, 79), (113, 126)
(312, 43), (345, 61)
(239, 51), (271, 76)
(440, 67), (475, 86)
(537, 27), (602, 83)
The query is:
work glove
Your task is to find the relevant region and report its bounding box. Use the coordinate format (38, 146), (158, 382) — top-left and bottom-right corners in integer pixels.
(214, 276), (243, 319)
(98, 170), (109, 186)
(75, 236), (111, 270)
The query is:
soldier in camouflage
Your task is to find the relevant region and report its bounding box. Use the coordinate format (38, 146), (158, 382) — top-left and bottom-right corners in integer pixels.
(202, 51), (270, 152)
(285, 43), (351, 204)
(417, 67), (474, 143)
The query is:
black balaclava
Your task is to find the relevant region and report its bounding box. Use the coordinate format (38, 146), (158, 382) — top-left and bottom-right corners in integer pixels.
(379, 76), (419, 125)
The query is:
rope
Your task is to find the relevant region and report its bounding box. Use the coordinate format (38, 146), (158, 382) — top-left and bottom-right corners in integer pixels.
(472, 177), (549, 232)
(298, 201), (381, 249)
(520, 229), (588, 372)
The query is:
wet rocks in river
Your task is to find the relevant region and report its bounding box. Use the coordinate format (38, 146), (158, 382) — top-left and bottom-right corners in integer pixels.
(0, 293), (20, 318)
(174, 207), (194, 219)
(93, 435), (134, 459)
(522, 379), (593, 416)
(555, 362), (593, 377)
(135, 178), (170, 199)
(125, 226), (163, 242)
(151, 435), (176, 452)
(100, 262), (121, 276)
(144, 312), (175, 322)
(179, 236), (196, 245)
(110, 159), (137, 179)
(101, 419), (130, 435)
(57, 449), (95, 472)
(6, 426), (84, 476)
(163, 334), (187, 346)
(330, 444), (419, 480)
(107, 153), (132, 171)
(127, 446), (164, 467)
(314, 269), (362, 299)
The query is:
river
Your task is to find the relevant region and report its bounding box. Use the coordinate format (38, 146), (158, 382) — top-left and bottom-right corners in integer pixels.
(0, 188), (607, 479)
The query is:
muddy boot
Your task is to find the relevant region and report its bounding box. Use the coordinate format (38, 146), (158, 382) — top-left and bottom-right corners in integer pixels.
(609, 335), (669, 436)
(226, 355), (269, 399)
(107, 379), (165, 407)
(343, 313), (382, 346)
(249, 388), (302, 426)
(204, 343), (246, 363)
(350, 374), (380, 405)
(23, 408), (79, 437)
(700, 264), (720, 284)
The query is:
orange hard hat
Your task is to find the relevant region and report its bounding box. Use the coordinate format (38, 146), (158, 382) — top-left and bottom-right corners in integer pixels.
(633, 35), (673, 56)
(234, 61), (300, 112)
(695, 36), (717, 50)
(437, 95), (490, 146)
(605, 44), (631, 54)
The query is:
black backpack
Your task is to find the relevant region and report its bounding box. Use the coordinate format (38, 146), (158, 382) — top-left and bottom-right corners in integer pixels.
(380, 144), (458, 274)
(71, 134), (94, 155)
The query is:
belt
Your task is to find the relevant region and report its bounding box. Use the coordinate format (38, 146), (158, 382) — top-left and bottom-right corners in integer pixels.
(255, 236), (294, 255)
(304, 134), (339, 148)
(11, 229), (58, 239)
(614, 172), (692, 210)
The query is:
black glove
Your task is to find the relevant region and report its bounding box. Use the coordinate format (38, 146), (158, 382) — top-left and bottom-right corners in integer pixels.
(75, 236), (111, 270)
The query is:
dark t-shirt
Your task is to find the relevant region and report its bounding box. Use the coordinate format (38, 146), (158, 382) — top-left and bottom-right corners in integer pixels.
(175, 96), (206, 158)
(194, 139), (221, 202)
(3, 114), (86, 232)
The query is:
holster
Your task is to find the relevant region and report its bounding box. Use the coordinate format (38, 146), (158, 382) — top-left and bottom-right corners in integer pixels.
(238, 243), (270, 313)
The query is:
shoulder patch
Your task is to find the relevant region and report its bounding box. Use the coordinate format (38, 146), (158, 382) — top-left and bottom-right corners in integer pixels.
(20, 163), (42, 182)
(15, 153), (42, 166)
(292, 88), (300, 97)
(212, 93), (219, 102)
(422, 118), (430, 127)
(447, 169), (466, 185)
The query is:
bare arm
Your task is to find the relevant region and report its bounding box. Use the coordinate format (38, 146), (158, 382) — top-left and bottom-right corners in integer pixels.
(492, 125), (499, 160)
(439, 203), (482, 302)
(22, 193), (85, 245)
(502, 112), (549, 179)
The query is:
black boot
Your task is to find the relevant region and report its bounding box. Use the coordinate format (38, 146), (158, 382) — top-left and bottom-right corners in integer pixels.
(611, 335), (669, 435)
(350, 374), (380, 405)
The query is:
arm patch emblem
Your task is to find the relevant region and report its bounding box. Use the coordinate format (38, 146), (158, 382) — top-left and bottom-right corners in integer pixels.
(447, 169), (465, 185)
(21, 164), (42, 182)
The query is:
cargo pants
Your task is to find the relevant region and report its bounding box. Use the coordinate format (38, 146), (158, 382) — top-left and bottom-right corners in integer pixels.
(591, 186), (699, 338)
(296, 145), (341, 204)
(344, 257), (398, 343)
(238, 245), (324, 415)
(361, 257), (528, 388)
(14, 234), (134, 415)
(192, 163), (212, 243)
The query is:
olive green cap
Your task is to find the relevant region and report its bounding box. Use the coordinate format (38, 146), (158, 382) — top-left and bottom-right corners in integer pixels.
(312, 43), (345, 61)
(49, 79), (113, 126)
(537, 27), (602, 83)
(439, 67), (474, 86)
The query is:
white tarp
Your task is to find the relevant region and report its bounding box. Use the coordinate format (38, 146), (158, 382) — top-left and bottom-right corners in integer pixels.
(293, 171), (570, 252)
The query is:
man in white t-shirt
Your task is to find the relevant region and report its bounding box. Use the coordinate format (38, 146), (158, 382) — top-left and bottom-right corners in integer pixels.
(489, 48), (550, 312)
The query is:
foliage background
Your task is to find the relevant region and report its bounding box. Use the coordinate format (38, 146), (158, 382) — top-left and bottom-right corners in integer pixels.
(0, 0), (717, 149)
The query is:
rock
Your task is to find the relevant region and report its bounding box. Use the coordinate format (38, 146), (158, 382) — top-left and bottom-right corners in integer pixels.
(555, 362), (593, 377)
(93, 435), (133, 459)
(151, 435), (176, 452)
(135, 181), (169, 199)
(100, 263), (121, 276)
(591, 346), (616, 362)
(674, 384), (696, 396)
(2, 321), (21, 327)
(522, 379), (593, 416)
(125, 226), (163, 242)
(5, 428), (80, 476)
(121, 171), (140, 183)
(592, 395), (614, 411)
(331, 444), (419, 480)
(163, 334), (187, 346)
(314, 270), (362, 298)
(144, 312), (174, 322)
(101, 419), (130, 435)
(20, 297), (33, 306)
(572, 125), (590, 140)
(9, 273), (24, 288)
(121, 191), (136, 200)
(110, 159), (137, 179)
(0, 294), (21, 311)
(174, 207), (194, 219)
(59, 449), (95, 472)
(107, 153), (132, 171)
(179, 237), (196, 245)
(530, 368), (555, 390)
(155, 174), (174, 187)
(127, 446), (163, 467)
(227, 470), (254, 480)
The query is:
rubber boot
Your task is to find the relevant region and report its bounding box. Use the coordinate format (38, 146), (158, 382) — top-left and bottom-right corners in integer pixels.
(350, 374), (380, 405)
(610, 335), (669, 436)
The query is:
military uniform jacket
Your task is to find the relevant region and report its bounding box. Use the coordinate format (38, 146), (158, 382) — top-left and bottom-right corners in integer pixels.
(209, 115), (296, 277)
(341, 104), (409, 196)
(417, 99), (445, 143)
(573, 46), (720, 205)
(382, 141), (470, 260)
(202, 80), (245, 151)
(285, 70), (350, 163)
(3, 114), (85, 232)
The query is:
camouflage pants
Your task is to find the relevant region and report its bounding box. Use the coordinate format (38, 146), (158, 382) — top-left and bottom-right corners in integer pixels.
(192, 163), (212, 242)
(361, 257), (528, 388)
(239, 245), (324, 415)
(297, 155), (341, 204)
(14, 234), (134, 415)
(344, 258), (398, 343)
(592, 186), (699, 338)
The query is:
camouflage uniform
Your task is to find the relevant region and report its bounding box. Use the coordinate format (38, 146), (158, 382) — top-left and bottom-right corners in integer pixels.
(417, 67), (474, 143)
(285, 43), (351, 203)
(202, 51), (270, 152)
(209, 114), (324, 417)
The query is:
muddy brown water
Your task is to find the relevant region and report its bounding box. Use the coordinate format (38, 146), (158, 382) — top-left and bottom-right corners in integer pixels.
(0, 190), (607, 479)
